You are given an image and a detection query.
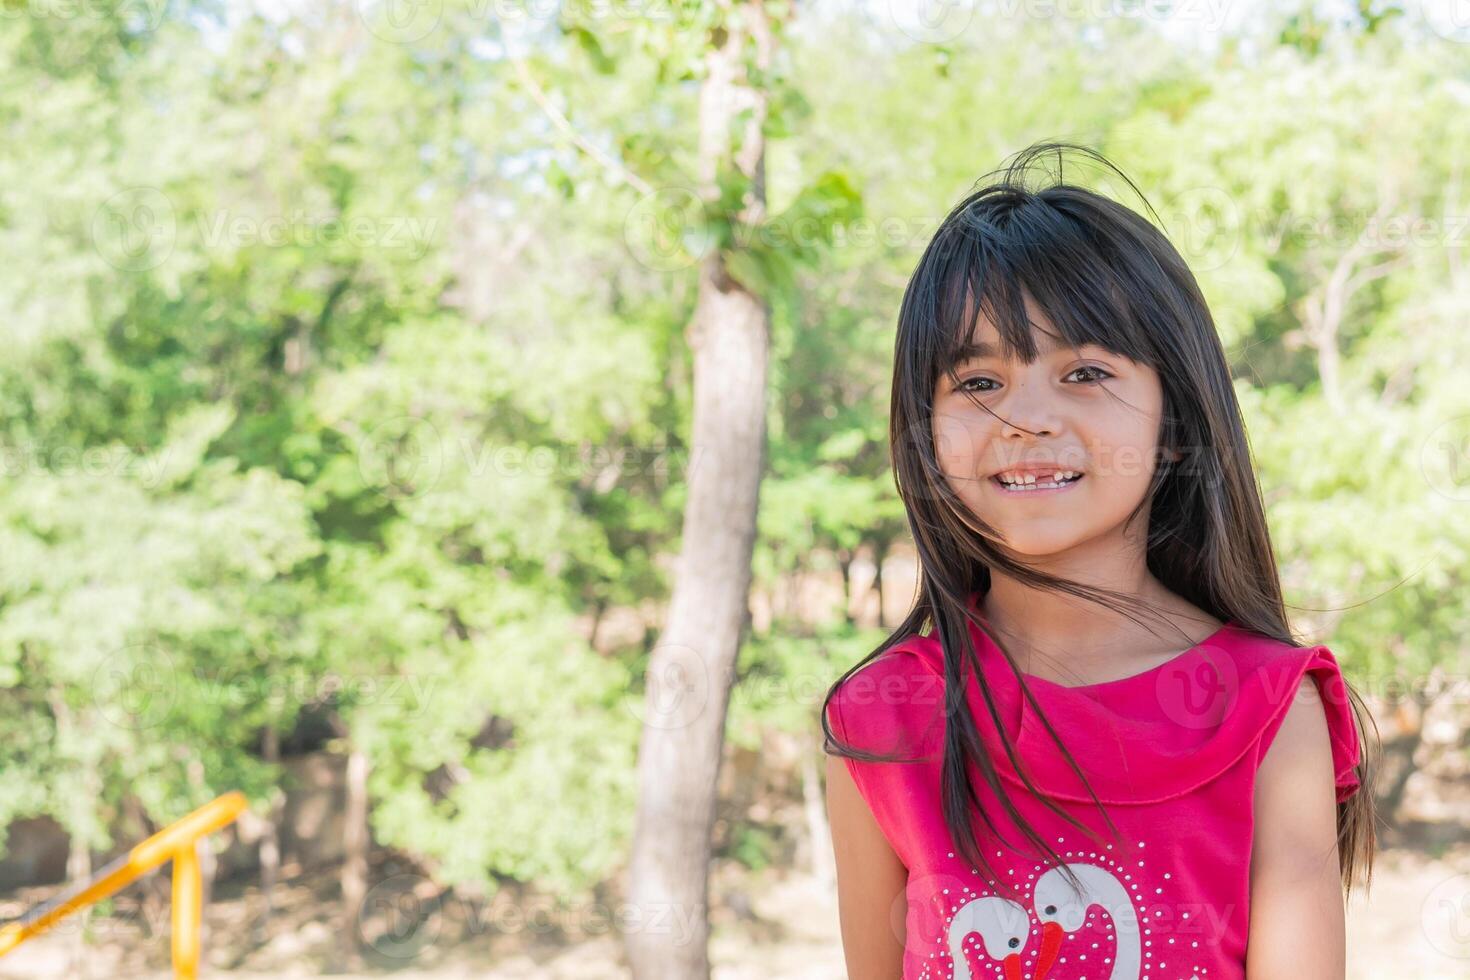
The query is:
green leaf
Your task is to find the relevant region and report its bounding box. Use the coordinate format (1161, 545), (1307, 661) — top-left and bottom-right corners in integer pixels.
(569, 27), (616, 74)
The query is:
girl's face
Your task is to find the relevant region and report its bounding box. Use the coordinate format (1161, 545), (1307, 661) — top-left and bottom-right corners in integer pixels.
(930, 294), (1169, 558)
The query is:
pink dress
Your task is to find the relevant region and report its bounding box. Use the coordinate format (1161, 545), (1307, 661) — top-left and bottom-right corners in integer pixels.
(825, 602), (1362, 980)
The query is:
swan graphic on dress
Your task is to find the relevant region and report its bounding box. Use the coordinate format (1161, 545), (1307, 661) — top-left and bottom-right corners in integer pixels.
(947, 862), (1141, 980)
(1034, 863), (1142, 979)
(946, 895), (1047, 980)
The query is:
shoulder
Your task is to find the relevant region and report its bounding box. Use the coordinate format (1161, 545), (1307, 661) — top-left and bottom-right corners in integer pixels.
(1259, 675), (1337, 780)
(1247, 674), (1349, 975)
(825, 636), (946, 756)
(1234, 631), (1364, 805)
(824, 638), (947, 869)
(1251, 674), (1341, 878)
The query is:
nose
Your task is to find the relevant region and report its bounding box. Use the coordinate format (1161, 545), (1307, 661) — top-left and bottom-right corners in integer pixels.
(996, 380), (1062, 439)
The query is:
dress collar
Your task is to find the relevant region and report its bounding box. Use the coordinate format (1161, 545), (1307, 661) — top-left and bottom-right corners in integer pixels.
(903, 595), (1344, 805)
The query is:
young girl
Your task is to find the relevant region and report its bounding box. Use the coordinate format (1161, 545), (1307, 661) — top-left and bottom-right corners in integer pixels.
(822, 142), (1379, 980)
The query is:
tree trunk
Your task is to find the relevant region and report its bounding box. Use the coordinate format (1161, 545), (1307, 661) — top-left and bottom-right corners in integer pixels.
(340, 746), (369, 968)
(50, 691), (97, 979)
(837, 549), (854, 625)
(64, 819), (92, 980)
(254, 725), (283, 946)
(873, 537), (890, 628)
(625, 3), (774, 975)
(183, 758), (217, 960)
(1295, 189), (1409, 415)
(802, 728), (835, 888)
(196, 833), (217, 962)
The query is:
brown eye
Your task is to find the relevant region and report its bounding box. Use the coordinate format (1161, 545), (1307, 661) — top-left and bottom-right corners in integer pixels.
(956, 376), (998, 393)
(1067, 365), (1112, 384)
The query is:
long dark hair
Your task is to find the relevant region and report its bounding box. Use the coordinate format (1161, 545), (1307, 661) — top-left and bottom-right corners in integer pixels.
(821, 140), (1378, 905)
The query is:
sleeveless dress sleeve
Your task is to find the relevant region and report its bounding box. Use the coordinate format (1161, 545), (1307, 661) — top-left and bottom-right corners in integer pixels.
(1252, 643), (1363, 803)
(823, 645), (946, 868)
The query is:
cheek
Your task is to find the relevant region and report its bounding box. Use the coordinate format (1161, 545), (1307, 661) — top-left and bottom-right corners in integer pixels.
(1088, 411), (1164, 484)
(931, 409), (987, 474)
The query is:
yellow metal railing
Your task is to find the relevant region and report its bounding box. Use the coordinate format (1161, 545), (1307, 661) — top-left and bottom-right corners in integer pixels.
(0, 791), (247, 979)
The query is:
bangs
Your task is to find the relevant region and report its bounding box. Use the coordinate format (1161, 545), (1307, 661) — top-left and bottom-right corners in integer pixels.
(927, 190), (1161, 380)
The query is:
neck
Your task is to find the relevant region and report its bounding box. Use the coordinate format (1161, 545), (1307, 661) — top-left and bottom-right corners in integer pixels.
(974, 536), (1199, 680)
(984, 579), (1154, 662)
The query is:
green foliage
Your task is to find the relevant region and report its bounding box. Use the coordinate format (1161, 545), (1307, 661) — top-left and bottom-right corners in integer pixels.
(0, 0), (1461, 909)
(729, 823), (778, 870)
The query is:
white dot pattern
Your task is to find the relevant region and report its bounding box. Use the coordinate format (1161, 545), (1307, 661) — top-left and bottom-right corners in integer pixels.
(918, 837), (1214, 980)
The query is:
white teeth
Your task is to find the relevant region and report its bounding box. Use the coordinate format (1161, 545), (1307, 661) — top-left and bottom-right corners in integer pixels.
(996, 469), (1081, 490)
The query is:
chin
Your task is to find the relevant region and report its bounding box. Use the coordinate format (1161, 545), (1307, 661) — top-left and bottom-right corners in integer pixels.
(1003, 540), (1082, 559)
(988, 524), (1092, 559)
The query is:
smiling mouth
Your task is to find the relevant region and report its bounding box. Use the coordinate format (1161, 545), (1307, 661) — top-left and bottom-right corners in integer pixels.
(990, 473), (1085, 493)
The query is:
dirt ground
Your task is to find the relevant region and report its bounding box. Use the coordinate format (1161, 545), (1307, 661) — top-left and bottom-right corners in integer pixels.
(2, 841), (1468, 979)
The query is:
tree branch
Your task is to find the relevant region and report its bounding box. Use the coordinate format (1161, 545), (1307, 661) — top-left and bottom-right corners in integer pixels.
(507, 53), (654, 197)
